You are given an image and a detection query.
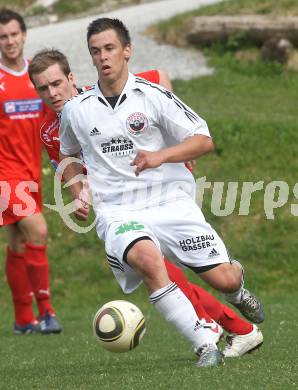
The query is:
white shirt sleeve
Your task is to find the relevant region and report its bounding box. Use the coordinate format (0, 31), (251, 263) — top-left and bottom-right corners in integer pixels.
(156, 90), (211, 143)
(59, 104), (81, 156)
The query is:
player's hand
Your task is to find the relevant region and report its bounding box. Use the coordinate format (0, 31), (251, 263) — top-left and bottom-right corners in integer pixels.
(190, 160), (197, 168)
(81, 179), (92, 205)
(130, 150), (164, 176)
(74, 182), (91, 220)
(74, 198), (90, 220)
(185, 160), (196, 172)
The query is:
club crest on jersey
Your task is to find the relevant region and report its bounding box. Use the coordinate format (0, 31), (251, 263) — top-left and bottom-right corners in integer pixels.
(40, 117), (59, 147)
(5, 101), (15, 113)
(126, 112), (148, 136)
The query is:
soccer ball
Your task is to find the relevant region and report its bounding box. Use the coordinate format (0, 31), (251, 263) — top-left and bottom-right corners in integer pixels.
(93, 300), (146, 353)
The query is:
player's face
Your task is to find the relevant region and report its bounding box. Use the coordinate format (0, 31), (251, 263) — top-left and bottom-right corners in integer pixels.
(32, 63), (75, 112)
(88, 29), (131, 88)
(0, 20), (26, 62)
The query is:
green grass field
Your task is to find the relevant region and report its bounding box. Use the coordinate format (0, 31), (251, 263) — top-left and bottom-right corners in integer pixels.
(0, 294), (297, 389)
(1, 0), (298, 388)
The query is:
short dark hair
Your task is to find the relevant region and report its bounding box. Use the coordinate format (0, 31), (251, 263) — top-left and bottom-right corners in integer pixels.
(29, 49), (71, 85)
(0, 8), (26, 32)
(87, 17), (131, 48)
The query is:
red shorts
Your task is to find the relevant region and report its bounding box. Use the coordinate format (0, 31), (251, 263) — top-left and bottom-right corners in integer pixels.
(0, 179), (42, 226)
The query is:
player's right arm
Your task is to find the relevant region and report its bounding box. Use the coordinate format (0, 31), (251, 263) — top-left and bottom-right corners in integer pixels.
(59, 104), (89, 221)
(59, 151), (89, 221)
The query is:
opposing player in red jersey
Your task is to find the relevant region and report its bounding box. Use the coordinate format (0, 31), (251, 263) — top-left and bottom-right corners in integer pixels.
(29, 48), (263, 357)
(0, 9), (62, 334)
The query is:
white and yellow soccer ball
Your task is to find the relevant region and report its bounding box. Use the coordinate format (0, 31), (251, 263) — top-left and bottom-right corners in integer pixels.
(93, 300), (146, 353)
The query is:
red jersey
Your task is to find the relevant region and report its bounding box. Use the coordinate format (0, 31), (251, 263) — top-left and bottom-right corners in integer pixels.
(40, 109), (60, 171)
(40, 71), (161, 167)
(136, 70), (160, 84)
(0, 60), (47, 181)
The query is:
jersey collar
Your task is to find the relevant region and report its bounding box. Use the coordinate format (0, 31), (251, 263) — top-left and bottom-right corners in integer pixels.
(0, 59), (28, 76)
(94, 73), (140, 108)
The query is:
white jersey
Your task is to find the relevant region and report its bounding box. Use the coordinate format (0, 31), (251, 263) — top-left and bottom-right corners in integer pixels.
(59, 73), (211, 214)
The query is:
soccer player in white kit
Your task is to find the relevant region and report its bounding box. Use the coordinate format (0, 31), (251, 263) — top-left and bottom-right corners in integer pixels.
(59, 18), (264, 367)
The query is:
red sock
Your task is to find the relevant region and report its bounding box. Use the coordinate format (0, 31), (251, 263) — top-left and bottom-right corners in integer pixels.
(6, 246), (36, 326)
(24, 243), (54, 317)
(192, 285), (253, 335)
(164, 258), (213, 322)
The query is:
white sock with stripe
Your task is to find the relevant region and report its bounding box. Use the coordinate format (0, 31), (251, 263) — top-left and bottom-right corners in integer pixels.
(149, 282), (216, 351)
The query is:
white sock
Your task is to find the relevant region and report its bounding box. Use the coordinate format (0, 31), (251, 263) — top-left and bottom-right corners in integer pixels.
(224, 287), (243, 304)
(149, 282), (216, 350)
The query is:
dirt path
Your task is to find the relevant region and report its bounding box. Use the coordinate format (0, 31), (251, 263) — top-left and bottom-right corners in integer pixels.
(25, 0), (221, 84)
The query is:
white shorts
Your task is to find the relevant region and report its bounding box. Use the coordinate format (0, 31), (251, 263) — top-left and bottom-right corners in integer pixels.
(103, 196), (230, 293)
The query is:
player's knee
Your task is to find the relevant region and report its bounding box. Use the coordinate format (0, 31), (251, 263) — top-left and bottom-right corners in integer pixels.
(135, 251), (161, 272)
(128, 249), (163, 278)
(136, 253), (168, 292)
(30, 223), (48, 244)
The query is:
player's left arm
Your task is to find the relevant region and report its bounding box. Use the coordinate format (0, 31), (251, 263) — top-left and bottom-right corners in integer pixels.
(131, 135), (213, 176)
(131, 90), (214, 175)
(59, 105), (90, 220)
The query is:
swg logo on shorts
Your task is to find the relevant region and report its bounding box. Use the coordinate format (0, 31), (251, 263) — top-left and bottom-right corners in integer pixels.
(115, 221), (145, 235)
